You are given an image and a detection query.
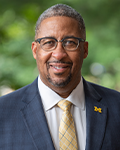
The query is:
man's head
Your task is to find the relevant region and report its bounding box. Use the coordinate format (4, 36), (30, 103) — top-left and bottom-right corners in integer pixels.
(35, 4), (86, 40)
(32, 4), (88, 98)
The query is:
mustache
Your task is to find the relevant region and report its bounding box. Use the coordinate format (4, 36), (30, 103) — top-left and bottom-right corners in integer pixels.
(47, 60), (73, 65)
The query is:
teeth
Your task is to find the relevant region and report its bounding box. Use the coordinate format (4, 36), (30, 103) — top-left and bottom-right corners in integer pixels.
(54, 66), (63, 69)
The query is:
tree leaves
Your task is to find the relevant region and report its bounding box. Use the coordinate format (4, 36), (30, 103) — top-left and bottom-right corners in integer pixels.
(0, 0), (120, 93)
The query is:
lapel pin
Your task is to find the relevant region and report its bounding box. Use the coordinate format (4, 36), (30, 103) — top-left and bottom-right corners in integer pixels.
(94, 106), (102, 113)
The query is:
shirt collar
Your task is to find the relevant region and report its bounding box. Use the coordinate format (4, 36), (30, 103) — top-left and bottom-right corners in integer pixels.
(38, 76), (85, 111)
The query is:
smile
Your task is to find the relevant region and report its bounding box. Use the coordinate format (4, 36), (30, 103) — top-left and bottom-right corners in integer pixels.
(47, 61), (72, 74)
(53, 66), (67, 69)
(50, 65), (68, 73)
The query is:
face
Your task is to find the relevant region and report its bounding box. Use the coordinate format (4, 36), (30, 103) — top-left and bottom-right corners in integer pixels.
(32, 16), (88, 98)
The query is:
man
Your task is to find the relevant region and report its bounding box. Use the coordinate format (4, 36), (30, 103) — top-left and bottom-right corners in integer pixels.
(0, 4), (120, 150)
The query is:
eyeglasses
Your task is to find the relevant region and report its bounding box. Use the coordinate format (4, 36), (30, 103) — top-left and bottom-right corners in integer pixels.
(35, 36), (85, 51)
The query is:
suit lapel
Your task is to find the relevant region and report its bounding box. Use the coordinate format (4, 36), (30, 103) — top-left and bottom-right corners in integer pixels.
(20, 78), (55, 150)
(83, 79), (108, 150)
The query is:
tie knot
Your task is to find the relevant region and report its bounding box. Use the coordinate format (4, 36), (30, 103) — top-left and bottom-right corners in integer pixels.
(58, 100), (72, 111)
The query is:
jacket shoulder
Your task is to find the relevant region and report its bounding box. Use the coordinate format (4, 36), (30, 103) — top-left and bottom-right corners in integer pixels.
(84, 79), (120, 107)
(0, 78), (38, 107)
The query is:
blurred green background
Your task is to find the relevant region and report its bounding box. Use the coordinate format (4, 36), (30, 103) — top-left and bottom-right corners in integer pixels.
(0, 0), (120, 96)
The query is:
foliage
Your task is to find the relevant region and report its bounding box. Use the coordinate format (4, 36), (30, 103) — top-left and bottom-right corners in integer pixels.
(0, 0), (120, 95)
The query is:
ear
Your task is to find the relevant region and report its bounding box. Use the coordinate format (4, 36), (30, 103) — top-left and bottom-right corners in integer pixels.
(31, 42), (37, 59)
(83, 41), (88, 59)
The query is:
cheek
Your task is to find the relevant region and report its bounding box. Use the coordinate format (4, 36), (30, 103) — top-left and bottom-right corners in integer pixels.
(70, 51), (84, 73)
(36, 50), (51, 73)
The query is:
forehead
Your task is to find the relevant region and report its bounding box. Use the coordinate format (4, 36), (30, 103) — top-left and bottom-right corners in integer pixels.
(37, 16), (81, 38)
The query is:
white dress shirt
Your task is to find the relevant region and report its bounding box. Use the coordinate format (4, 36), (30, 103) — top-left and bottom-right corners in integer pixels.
(38, 76), (86, 150)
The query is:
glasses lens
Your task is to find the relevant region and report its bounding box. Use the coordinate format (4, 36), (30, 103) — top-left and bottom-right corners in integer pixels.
(41, 38), (56, 51)
(63, 38), (79, 50)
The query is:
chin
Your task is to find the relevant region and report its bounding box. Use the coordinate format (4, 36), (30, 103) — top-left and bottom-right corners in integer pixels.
(47, 74), (72, 88)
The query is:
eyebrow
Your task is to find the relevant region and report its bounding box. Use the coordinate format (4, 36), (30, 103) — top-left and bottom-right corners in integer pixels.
(40, 35), (80, 40)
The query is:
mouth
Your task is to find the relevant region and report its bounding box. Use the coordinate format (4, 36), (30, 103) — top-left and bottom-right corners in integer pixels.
(50, 64), (70, 74)
(51, 64), (68, 69)
(47, 61), (72, 74)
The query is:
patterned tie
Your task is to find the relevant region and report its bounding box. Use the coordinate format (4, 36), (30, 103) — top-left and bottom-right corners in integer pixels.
(58, 100), (78, 150)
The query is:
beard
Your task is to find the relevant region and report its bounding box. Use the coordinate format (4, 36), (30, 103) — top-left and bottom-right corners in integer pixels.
(47, 72), (72, 88)
(46, 60), (72, 87)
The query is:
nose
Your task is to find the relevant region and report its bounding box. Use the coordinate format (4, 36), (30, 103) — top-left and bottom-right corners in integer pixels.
(51, 42), (68, 60)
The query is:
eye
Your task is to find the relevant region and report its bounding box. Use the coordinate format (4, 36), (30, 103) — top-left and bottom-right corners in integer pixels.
(42, 40), (55, 46)
(65, 40), (77, 45)
(40, 38), (56, 50)
(63, 39), (78, 47)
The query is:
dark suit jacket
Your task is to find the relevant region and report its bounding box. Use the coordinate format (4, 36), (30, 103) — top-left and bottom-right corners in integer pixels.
(0, 77), (120, 150)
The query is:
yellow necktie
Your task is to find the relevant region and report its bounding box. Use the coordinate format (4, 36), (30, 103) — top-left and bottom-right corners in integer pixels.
(58, 100), (78, 150)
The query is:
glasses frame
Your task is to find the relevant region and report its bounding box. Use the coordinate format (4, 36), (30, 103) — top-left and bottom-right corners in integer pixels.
(35, 36), (85, 51)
